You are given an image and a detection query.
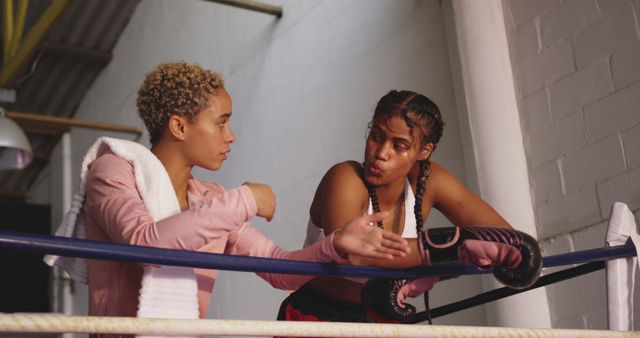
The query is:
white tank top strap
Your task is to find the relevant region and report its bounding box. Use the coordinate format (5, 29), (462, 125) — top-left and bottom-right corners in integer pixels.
(366, 178), (419, 238)
(402, 178), (419, 238)
(303, 218), (325, 248)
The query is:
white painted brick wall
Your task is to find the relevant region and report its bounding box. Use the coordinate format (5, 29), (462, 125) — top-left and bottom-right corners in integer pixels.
(517, 51), (546, 96)
(537, 184), (601, 238)
(539, 0), (600, 49)
(511, 20), (539, 62)
(517, 40), (575, 98)
(611, 42), (640, 89)
(542, 41), (576, 85)
(541, 223), (607, 329)
(573, 2), (637, 69)
(622, 123), (640, 170)
(505, 0), (640, 329)
(525, 109), (588, 169)
(596, 166), (640, 217)
(531, 160), (563, 205)
(545, 267), (608, 329)
(520, 89), (551, 136)
(561, 135), (626, 192)
(506, 0), (556, 27)
(548, 58), (613, 121)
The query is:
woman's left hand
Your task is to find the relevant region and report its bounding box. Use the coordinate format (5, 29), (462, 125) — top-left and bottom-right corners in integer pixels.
(333, 212), (410, 259)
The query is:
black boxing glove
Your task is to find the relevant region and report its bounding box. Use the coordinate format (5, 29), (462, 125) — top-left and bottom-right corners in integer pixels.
(419, 225), (542, 289)
(361, 276), (438, 323)
(361, 225), (541, 323)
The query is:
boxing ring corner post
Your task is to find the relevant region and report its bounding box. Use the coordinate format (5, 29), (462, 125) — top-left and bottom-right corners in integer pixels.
(605, 202), (639, 331)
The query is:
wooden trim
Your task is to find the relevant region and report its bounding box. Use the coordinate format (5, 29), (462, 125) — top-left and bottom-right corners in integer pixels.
(18, 124), (67, 136)
(7, 111), (142, 136)
(206, 0), (282, 18)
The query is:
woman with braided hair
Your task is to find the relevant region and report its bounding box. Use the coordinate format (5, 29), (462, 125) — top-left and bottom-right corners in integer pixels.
(276, 90), (540, 329)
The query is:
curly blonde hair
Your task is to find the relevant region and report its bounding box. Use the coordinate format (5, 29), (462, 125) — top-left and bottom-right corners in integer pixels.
(136, 62), (225, 144)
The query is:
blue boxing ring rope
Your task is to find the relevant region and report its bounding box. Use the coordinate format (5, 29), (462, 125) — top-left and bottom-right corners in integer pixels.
(0, 229), (636, 321)
(0, 230), (635, 277)
(0, 230), (485, 278)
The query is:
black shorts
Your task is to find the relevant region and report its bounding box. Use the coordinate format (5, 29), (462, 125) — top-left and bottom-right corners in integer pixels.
(276, 284), (375, 323)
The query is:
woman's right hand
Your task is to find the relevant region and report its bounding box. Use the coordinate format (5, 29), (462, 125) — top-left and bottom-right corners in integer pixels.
(333, 212), (410, 259)
(243, 182), (276, 221)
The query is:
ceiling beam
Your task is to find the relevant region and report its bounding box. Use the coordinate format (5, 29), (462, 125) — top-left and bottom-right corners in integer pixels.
(2, 0), (15, 63)
(206, 0), (282, 18)
(43, 42), (112, 64)
(9, 0), (29, 59)
(0, 0), (71, 86)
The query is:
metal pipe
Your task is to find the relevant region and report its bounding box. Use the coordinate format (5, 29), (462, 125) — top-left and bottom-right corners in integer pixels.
(60, 131), (73, 338)
(7, 111), (142, 135)
(0, 0), (71, 86)
(206, 0), (282, 18)
(9, 0), (28, 58)
(2, 0), (14, 64)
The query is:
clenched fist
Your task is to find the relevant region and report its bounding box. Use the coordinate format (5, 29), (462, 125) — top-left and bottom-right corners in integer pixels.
(243, 182), (276, 221)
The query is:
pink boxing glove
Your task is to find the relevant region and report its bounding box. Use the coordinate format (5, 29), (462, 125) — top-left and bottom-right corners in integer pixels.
(458, 239), (522, 269)
(396, 276), (439, 308)
(362, 276), (439, 323)
(420, 225), (543, 289)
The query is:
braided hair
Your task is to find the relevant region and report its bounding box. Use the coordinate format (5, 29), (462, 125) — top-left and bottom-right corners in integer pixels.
(366, 90), (444, 234)
(367, 90), (444, 325)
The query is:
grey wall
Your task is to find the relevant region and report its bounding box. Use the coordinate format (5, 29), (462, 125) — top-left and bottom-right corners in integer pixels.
(503, 0), (640, 329)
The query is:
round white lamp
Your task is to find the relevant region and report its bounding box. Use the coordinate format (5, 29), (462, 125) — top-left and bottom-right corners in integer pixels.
(0, 107), (32, 169)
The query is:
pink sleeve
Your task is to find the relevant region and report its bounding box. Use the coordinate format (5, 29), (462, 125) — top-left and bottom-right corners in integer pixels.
(225, 223), (348, 291)
(84, 154), (257, 250)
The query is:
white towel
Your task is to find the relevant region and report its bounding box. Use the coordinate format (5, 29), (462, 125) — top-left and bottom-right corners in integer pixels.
(44, 137), (199, 337)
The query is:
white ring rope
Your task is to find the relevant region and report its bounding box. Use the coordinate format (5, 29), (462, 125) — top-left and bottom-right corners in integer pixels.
(1, 314), (638, 337)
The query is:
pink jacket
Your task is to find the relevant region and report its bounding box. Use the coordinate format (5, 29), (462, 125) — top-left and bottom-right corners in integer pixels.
(83, 153), (346, 322)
